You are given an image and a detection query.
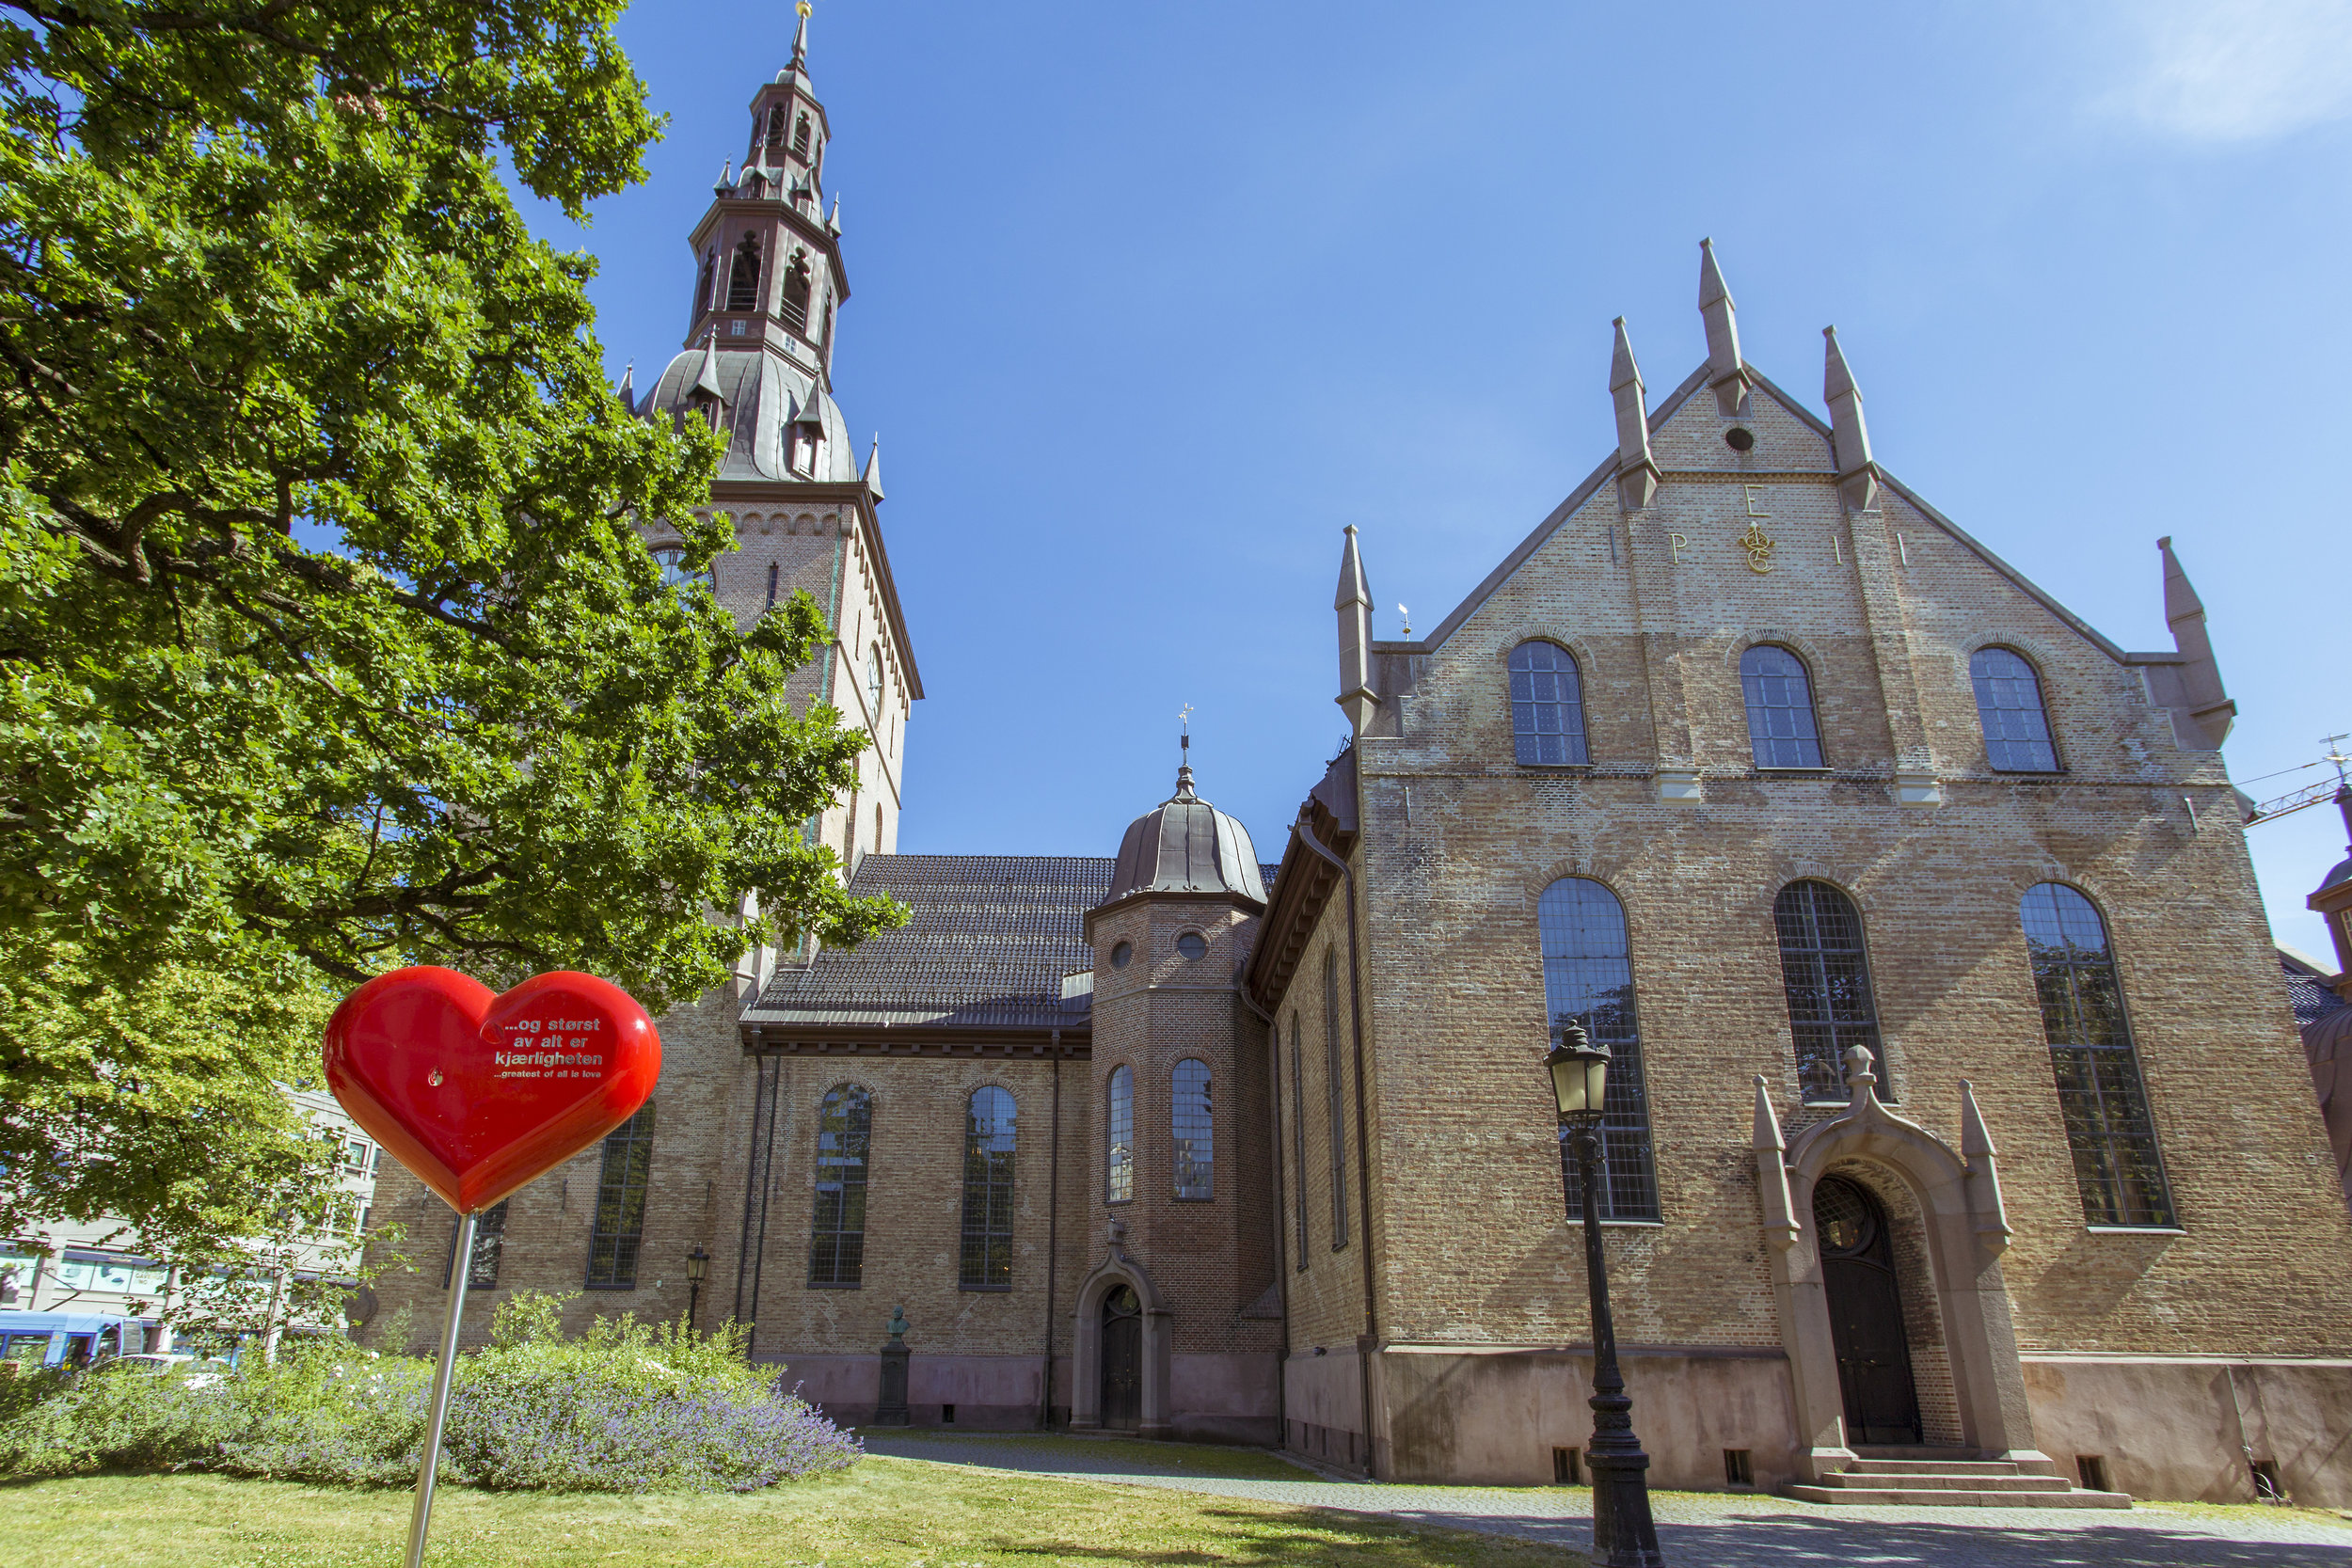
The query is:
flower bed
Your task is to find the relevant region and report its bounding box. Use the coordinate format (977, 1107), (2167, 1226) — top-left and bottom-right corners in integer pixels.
(0, 1292), (859, 1492)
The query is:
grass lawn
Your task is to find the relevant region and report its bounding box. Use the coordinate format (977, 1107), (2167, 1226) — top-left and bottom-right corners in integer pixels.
(0, 1460), (1586, 1568)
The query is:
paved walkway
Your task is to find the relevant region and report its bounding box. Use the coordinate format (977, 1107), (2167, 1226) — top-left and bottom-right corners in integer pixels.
(860, 1432), (2352, 1567)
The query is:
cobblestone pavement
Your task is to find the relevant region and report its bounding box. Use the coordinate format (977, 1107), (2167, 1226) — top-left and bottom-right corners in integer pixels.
(859, 1432), (2352, 1567)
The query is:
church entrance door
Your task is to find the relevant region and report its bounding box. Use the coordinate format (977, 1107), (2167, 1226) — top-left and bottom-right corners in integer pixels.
(1100, 1286), (1142, 1431)
(1814, 1176), (1922, 1445)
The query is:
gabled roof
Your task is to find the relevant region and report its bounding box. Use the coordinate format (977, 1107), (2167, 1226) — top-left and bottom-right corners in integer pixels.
(744, 854), (1112, 1036)
(1405, 360), (2140, 665)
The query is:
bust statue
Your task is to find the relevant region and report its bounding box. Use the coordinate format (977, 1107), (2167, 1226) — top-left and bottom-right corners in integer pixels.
(885, 1305), (908, 1344)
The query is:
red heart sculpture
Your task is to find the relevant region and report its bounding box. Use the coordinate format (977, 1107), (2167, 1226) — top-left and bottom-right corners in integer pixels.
(323, 967), (661, 1213)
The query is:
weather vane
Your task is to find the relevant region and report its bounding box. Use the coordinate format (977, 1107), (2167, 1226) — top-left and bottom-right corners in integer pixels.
(1179, 704), (1195, 766)
(1397, 603), (1411, 637)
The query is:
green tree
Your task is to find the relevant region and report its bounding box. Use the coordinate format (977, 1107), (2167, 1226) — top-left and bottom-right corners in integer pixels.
(0, 0), (901, 1266)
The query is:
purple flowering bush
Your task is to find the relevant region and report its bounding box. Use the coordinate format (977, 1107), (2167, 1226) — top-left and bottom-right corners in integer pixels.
(0, 1292), (859, 1492)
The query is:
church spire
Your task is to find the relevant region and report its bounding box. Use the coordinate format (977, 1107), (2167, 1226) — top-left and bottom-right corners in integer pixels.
(1698, 238), (1751, 416)
(790, 0), (810, 69)
(1610, 316), (1659, 511)
(1821, 326), (1877, 514)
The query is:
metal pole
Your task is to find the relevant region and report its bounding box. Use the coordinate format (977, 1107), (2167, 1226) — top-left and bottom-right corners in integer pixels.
(1577, 1127), (1662, 1568)
(406, 1209), (474, 1568)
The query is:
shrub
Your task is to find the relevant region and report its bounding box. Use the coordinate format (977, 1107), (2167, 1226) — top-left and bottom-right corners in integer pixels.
(0, 1294), (858, 1493)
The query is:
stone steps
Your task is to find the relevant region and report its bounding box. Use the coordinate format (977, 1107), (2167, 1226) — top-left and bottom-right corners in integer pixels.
(1788, 1455), (2131, 1510)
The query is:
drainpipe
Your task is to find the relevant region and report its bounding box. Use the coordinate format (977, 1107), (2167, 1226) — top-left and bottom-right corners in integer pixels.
(1039, 1035), (1063, 1430)
(1236, 987), (1290, 1450)
(1288, 821), (1379, 1477)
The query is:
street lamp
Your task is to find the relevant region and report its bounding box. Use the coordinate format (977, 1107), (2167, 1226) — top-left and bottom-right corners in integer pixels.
(1546, 1020), (1663, 1568)
(685, 1246), (709, 1330)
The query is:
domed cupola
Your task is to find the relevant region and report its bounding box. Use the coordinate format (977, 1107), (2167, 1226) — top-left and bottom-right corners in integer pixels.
(1088, 754), (1265, 937)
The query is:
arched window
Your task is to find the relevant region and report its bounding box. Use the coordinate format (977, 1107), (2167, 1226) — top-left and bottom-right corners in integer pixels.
(2020, 885), (2174, 1227)
(1105, 1065), (1134, 1203)
(793, 113), (812, 159)
(1972, 648), (2058, 772)
(866, 644), (883, 712)
(446, 1198), (508, 1290)
(1324, 949), (1348, 1247)
(807, 1084), (872, 1286)
(1172, 1059), (1213, 1200)
(697, 250), (717, 316)
(961, 1087), (1015, 1290)
(1539, 878), (1659, 1221)
(1740, 645), (1824, 768)
(781, 258), (812, 332)
(651, 545), (709, 597)
(766, 105), (788, 148)
(1509, 641), (1589, 765)
(585, 1101), (656, 1289)
(726, 233), (762, 313)
(1773, 882), (1887, 1103)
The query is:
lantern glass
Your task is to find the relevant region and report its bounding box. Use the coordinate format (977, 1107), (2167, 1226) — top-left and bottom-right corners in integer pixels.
(686, 1246), (709, 1284)
(1545, 1024), (1611, 1122)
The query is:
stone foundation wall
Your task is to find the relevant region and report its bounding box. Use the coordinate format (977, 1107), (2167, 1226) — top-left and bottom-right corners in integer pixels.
(2024, 1354), (2352, 1507)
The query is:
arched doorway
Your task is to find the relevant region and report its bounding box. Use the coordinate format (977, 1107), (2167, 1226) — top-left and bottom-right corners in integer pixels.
(1814, 1175), (1921, 1445)
(1100, 1285), (1142, 1431)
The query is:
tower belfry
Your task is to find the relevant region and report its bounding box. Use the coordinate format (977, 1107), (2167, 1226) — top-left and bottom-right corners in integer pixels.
(635, 5), (921, 898)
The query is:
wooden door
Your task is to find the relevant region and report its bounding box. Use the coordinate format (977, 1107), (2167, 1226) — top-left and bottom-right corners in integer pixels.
(1100, 1285), (1141, 1431)
(1815, 1176), (1923, 1445)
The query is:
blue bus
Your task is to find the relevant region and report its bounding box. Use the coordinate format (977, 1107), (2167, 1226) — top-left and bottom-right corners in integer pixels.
(0, 1310), (135, 1369)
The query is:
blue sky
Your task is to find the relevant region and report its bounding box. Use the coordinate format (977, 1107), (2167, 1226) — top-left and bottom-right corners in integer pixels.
(533, 0), (2352, 958)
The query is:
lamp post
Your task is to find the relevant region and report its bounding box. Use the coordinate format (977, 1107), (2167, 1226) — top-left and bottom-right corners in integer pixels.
(1546, 1021), (1664, 1568)
(685, 1245), (708, 1330)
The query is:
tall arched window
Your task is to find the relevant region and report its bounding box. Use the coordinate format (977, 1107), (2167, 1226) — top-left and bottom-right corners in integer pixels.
(585, 1101), (656, 1289)
(1172, 1059), (1213, 1200)
(1773, 882), (1887, 1103)
(766, 105), (788, 148)
(1740, 645), (1824, 768)
(726, 233), (763, 312)
(961, 1087), (1015, 1290)
(1972, 648), (2058, 772)
(781, 258), (812, 332)
(793, 113), (813, 159)
(2020, 884), (2175, 1227)
(697, 250), (717, 316)
(1539, 878), (1659, 1221)
(1324, 948), (1348, 1248)
(1509, 641), (1589, 765)
(807, 1084), (872, 1287)
(1105, 1065), (1134, 1203)
(866, 644), (883, 712)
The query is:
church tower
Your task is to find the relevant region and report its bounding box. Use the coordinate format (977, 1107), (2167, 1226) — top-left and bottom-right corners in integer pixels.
(635, 4), (919, 935)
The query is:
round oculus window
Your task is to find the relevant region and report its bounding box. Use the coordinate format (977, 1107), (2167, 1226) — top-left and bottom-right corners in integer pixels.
(1109, 941), (1133, 970)
(1176, 931), (1209, 961)
(1724, 426), (1756, 452)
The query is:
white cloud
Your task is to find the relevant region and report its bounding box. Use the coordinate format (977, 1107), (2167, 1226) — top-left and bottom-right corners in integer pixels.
(2097, 0), (2352, 142)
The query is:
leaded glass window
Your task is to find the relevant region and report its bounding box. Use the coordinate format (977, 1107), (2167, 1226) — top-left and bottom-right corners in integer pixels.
(1324, 948), (1349, 1248)
(1290, 1015), (1309, 1266)
(1539, 878), (1660, 1221)
(1105, 1066), (1134, 1203)
(444, 1199), (508, 1290)
(585, 1101), (656, 1290)
(1740, 645), (1824, 768)
(1509, 641), (1589, 766)
(1773, 882), (1889, 1103)
(1972, 648), (2059, 772)
(960, 1087), (1015, 1291)
(1172, 1059), (1214, 1200)
(807, 1085), (872, 1287)
(2020, 884), (2175, 1227)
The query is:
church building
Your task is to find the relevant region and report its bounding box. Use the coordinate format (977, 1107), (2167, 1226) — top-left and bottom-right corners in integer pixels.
(362, 24), (2352, 1509)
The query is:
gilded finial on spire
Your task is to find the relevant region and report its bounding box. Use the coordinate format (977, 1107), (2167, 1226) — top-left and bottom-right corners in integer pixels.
(792, 0), (812, 66)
